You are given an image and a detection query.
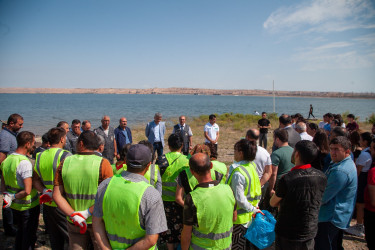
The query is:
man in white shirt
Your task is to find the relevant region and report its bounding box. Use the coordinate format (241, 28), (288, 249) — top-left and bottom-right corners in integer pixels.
(296, 122), (313, 141)
(204, 114), (219, 159)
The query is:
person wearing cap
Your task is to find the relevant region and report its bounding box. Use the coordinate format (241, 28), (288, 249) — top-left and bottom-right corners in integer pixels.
(181, 153), (235, 250)
(175, 144), (225, 208)
(32, 132), (50, 159)
(158, 133), (189, 249)
(32, 127), (72, 249)
(92, 144), (168, 249)
(52, 131), (113, 249)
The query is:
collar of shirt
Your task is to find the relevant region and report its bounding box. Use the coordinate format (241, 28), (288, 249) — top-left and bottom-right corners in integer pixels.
(291, 164), (311, 171)
(284, 125), (292, 129)
(193, 180), (219, 190)
(122, 170), (149, 183)
(3, 127), (17, 137)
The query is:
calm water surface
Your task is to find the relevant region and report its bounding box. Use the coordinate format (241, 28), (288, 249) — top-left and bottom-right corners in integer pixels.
(0, 94), (374, 136)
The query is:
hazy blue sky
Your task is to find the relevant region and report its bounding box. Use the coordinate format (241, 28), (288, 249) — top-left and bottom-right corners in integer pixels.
(0, 0), (374, 92)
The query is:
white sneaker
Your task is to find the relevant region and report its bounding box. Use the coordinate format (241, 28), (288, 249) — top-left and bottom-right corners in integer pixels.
(344, 224), (365, 237)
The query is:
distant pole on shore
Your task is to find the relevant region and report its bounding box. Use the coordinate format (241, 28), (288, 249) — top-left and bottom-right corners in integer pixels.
(273, 80), (275, 113)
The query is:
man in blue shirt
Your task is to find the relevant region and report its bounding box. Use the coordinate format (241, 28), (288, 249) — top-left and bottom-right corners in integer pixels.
(315, 136), (357, 250)
(114, 117), (132, 159)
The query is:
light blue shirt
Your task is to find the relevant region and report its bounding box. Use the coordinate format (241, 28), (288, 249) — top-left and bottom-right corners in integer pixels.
(154, 124), (160, 142)
(122, 130), (130, 144)
(318, 156), (357, 229)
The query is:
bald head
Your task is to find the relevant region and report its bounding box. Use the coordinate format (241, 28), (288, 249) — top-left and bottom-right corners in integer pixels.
(101, 115), (110, 129)
(189, 153), (211, 175)
(246, 128), (259, 141)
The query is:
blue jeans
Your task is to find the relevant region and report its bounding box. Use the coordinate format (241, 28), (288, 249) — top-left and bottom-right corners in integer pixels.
(153, 142), (163, 164)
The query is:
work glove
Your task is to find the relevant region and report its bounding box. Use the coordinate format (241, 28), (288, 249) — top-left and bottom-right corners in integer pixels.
(39, 188), (53, 204)
(3, 192), (16, 209)
(252, 207), (265, 218)
(70, 209), (91, 234)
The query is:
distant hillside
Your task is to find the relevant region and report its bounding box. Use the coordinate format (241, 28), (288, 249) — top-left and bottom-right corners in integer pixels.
(0, 87), (374, 99)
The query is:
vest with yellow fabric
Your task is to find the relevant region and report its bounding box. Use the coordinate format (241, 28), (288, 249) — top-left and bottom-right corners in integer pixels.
(103, 175), (155, 250)
(61, 154), (101, 224)
(190, 184), (235, 250)
(227, 161), (261, 224)
(116, 164), (160, 188)
(211, 160), (227, 184)
(185, 168), (216, 191)
(161, 152), (189, 201)
(34, 148), (70, 207)
(1, 154), (39, 211)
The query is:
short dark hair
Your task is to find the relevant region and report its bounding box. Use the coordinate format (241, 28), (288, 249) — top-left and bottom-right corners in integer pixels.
(119, 143), (132, 161)
(57, 121), (68, 127)
(77, 131), (99, 150)
(47, 127), (66, 145)
(347, 114), (355, 119)
(234, 139), (257, 161)
(168, 133), (183, 151)
(295, 140), (318, 164)
(360, 132), (372, 147)
(189, 154), (211, 175)
(279, 114), (292, 125)
(246, 129), (259, 140)
(209, 114), (216, 120)
(331, 119), (341, 126)
(274, 128), (288, 143)
(16, 131), (35, 147)
(71, 119), (81, 125)
(7, 113), (23, 125)
(138, 140), (155, 162)
(308, 122), (318, 131)
(330, 136), (351, 151)
(41, 133), (49, 144)
(82, 120), (90, 126)
(325, 113), (333, 118)
(262, 112), (267, 115)
(331, 126), (347, 137)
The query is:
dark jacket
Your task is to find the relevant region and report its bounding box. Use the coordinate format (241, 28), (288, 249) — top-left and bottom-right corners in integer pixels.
(114, 126), (132, 152)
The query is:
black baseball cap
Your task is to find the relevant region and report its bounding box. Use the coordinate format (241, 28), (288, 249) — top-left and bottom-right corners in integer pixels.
(126, 144), (152, 168)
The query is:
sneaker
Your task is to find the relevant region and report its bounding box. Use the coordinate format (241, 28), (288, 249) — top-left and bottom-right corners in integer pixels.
(344, 224), (365, 237)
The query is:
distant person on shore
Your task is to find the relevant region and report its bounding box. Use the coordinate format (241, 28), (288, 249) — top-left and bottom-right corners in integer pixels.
(81, 120), (91, 132)
(272, 114), (300, 151)
(0, 113), (24, 236)
(204, 114), (219, 159)
(315, 136), (357, 250)
(254, 110), (260, 115)
(114, 117), (132, 159)
(270, 140), (327, 250)
(145, 112), (166, 164)
(32, 133), (50, 159)
(94, 116), (117, 164)
(296, 121), (313, 141)
(67, 119), (81, 154)
(346, 114), (359, 133)
(57, 121), (72, 152)
(308, 104), (315, 119)
(172, 115), (193, 156)
(258, 112), (271, 149)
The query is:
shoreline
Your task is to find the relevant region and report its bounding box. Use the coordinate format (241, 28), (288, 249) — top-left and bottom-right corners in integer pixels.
(1, 87), (374, 99)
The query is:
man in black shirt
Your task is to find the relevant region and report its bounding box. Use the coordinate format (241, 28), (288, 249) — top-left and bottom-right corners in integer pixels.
(258, 112), (271, 149)
(270, 140), (327, 250)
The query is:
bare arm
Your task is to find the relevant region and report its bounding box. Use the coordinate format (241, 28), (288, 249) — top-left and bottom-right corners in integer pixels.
(214, 131), (220, 143)
(32, 170), (45, 193)
(189, 136), (193, 149)
(181, 225), (193, 250)
(270, 193), (282, 207)
(113, 139), (117, 157)
(92, 216), (111, 250)
(17, 177), (32, 199)
(268, 165), (278, 194)
(0, 152), (6, 164)
(260, 164), (272, 187)
(128, 234), (158, 250)
(53, 185), (74, 216)
(356, 165), (364, 177)
(175, 184), (185, 207)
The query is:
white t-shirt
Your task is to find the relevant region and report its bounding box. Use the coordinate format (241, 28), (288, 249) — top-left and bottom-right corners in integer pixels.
(204, 122), (219, 144)
(11, 153), (33, 188)
(103, 129), (109, 136)
(254, 146), (272, 180)
(318, 121), (326, 129)
(300, 132), (313, 141)
(356, 148), (372, 172)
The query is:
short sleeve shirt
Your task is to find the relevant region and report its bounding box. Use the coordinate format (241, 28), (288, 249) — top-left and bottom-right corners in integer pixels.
(0, 128), (17, 154)
(93, 171), (168, 235)
(254, 146), (272, 180)
(364, 167), (375, 212)
(355, 148), (372, 172)
(258, 118), (270, 134)
(204, 123), (219, 144)
(271, 146), (294, 180)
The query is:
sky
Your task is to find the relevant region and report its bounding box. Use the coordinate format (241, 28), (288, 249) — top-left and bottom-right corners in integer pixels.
(0, 0), (374, 92)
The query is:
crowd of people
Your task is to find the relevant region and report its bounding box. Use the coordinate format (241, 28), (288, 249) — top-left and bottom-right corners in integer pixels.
(0, 111), (374, 250)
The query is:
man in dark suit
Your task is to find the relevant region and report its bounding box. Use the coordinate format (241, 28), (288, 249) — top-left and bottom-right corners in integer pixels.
(272, 114), (301, 152)
(145, 113), (166, 164)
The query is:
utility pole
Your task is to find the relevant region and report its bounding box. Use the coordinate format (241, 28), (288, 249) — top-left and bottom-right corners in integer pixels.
(273, 80), (275, 113)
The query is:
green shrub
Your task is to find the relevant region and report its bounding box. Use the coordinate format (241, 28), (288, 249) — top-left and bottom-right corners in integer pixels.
(366, 113), (375, 124)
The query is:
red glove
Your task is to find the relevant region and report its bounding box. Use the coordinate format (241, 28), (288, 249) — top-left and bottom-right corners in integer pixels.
(70, 212), (88, 234)
(39, 189), (53, 204)
(3, 192), (16, 209)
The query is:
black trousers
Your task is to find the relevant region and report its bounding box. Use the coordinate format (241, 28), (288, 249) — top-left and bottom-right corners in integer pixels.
(43, 205), (69, 250)
(314, 222), (344, 250)
(2, 205), (17, 235)
(13, 205), (40, 250)
(276, 235), (314, 250)
(364, 209), (375, 250)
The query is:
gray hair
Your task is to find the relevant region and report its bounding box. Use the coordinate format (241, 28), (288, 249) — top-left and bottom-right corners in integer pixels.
(154, 112), (162, 118)
(296, 122), (307, 132)
(97, 135), (105, 146)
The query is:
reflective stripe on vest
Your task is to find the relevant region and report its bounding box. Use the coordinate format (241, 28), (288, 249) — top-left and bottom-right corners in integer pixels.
(190, 242), (231, 250)
(190, 184), (234, 249)
(103, 175), (155, 250)
(1, 154), (39, 211)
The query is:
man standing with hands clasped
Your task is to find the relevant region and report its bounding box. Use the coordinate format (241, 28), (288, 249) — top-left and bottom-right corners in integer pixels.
(204, 114), (219, 159)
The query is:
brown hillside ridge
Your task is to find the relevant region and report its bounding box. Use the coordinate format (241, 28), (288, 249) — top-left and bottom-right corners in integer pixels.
(0, 87), (374, 99)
